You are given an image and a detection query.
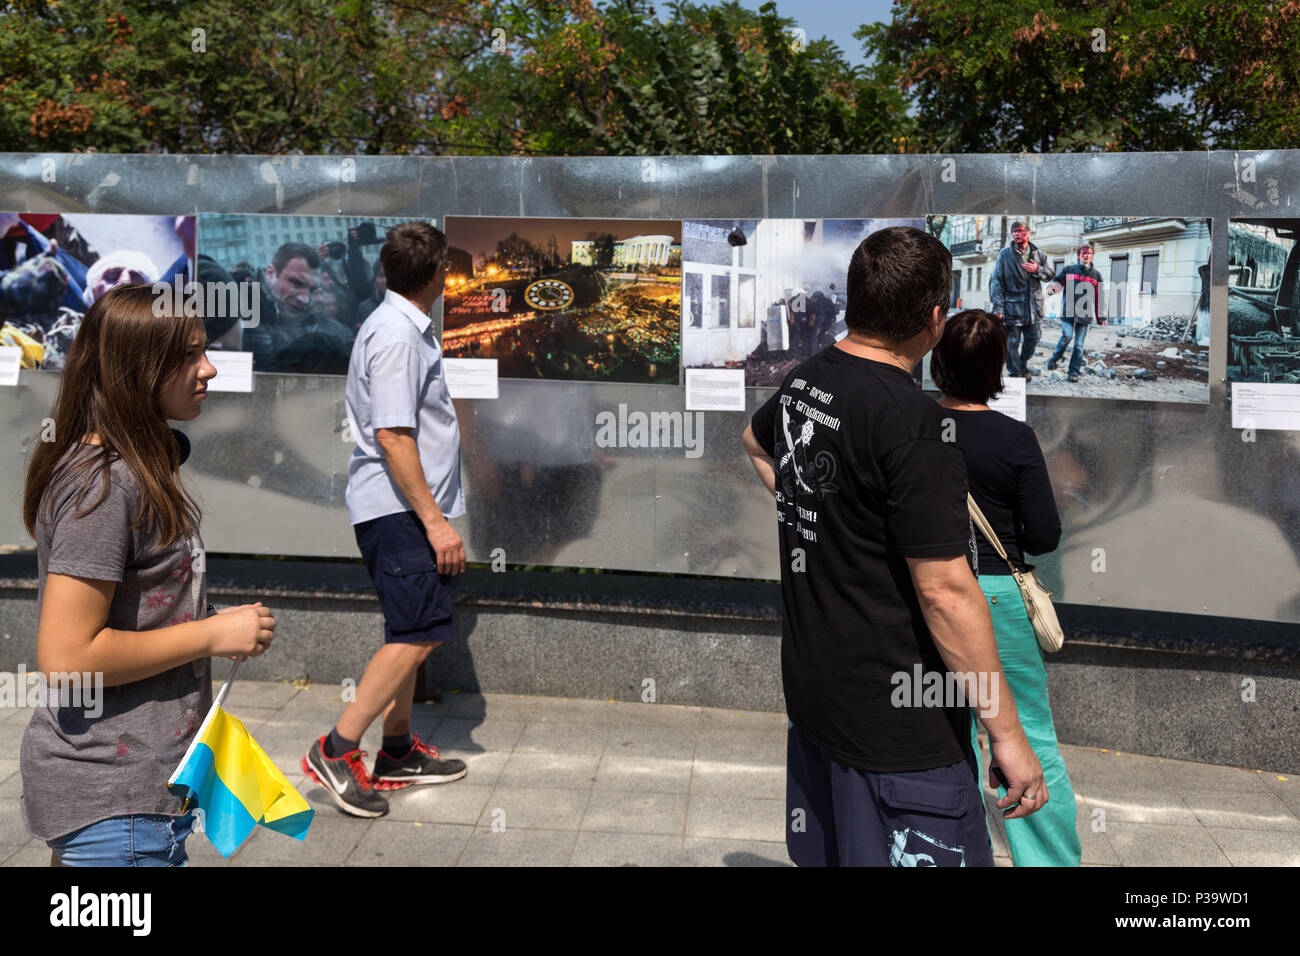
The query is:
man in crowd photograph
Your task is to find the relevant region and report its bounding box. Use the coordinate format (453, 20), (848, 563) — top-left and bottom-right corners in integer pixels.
(1045, 243), (1106, 383)
(989, 220), (1052, 379)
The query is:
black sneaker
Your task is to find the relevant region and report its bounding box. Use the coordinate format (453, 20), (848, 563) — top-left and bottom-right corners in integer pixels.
(302, 737), (389, 818)
(1046, 359), (1058, 371)
(1067, 373), (1080, 383)
(373, 734), (467, 785)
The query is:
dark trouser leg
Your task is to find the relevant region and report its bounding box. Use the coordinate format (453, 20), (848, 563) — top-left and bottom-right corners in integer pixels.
(1021, 320), (1041, 371)
(786, 724), (838, 866)
(1005, 324), (1024, 375)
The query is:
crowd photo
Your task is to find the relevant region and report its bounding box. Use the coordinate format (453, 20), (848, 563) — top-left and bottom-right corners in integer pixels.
(196, 214), (425, 374)
(1, 213), (193, 370)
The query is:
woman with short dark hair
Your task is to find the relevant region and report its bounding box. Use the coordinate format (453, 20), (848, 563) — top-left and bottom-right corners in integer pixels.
(931, 308), (1081, 867)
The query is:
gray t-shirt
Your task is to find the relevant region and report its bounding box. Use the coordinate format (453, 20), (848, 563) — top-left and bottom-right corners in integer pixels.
(21, 444), (212, 842)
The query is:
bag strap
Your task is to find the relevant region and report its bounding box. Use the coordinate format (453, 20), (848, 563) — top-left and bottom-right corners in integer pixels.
(967, 494), (1012, 565)
(968, 493), (1046, 609)
(968, 491), (1033, 577)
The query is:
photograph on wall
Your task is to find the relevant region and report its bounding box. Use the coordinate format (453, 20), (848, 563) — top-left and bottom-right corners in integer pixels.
(924, 215), (1211, 404)
(1, 212), (193, 370)
(196, 213), (430, 374)
(681, 218), (924, 388)
(441, 216), (680, 385)
(1228, 218), (1300, 384)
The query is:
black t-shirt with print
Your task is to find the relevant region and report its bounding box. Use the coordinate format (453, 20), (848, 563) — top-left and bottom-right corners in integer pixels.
(751, 346), (973, 773)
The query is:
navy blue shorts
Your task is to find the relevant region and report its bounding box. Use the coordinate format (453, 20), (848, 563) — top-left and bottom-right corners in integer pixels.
(354, 510), (455, 645)
(786, 723), (993, 867)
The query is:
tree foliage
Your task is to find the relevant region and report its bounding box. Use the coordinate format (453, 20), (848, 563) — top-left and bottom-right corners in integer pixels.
(861, 0), (1300, 152)
(0, 0), (499, 153)
(440, 0), (917, 155)
(0, 0), (1296, 155)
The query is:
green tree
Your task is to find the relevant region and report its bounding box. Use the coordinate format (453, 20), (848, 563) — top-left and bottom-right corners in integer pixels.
(0, 0), (917, 155)
(483, 0), (916, 155)
(1170, 1), (1300, 149)
(0, 0), (497, 154)
(4, 0), (1295, 155)
(860, 0), (1300, 152)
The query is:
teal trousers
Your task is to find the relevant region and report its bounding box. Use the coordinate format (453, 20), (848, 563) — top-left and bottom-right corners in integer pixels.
(972, 574), (1082, 867)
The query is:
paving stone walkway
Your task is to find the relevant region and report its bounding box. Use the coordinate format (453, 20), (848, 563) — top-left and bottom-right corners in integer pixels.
(1, 681), (1297, 866)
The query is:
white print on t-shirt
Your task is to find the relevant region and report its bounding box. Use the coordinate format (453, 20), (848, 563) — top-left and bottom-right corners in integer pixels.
(888, 827), (967, 867)
(781, 410), (816, 495)
(792, 376), (837, 406)
(775, 403), (841, 544)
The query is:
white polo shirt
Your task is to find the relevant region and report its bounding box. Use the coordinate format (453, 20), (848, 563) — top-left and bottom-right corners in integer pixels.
(344, 289), (465, 525)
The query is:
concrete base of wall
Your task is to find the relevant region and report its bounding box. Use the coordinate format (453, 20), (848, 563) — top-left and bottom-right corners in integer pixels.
(3, 556), (1297, 773)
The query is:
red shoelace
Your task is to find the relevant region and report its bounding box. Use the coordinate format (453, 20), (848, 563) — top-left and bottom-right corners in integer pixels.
(339, 749), (375, 791)
(409, 735), (440, 760)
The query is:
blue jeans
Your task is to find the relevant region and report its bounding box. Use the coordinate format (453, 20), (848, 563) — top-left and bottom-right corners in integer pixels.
(1005, 321), (1041, 376)
(1048, 320), (1089, 377)
(48, 813), (195, 867)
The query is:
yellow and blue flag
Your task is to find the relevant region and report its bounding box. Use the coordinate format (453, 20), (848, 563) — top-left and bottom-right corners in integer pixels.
(168, 668), (313, 857)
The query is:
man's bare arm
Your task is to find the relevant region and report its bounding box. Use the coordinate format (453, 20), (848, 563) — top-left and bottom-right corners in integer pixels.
(742, 424), (776, 497)
(906, 554), (1046, 819)
(376, 426), (465, 574)
(907, 555), (1015, 726)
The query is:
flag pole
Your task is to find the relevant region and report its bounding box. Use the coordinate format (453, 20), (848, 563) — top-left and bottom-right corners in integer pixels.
(167, 656), (246, 803)
(214, 657), (243, 711)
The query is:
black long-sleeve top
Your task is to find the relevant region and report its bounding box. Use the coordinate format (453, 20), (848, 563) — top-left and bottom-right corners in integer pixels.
(947, 407), (1061, 574)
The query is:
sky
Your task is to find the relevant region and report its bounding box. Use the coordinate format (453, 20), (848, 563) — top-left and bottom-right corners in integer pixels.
(709, 0), (898, 66)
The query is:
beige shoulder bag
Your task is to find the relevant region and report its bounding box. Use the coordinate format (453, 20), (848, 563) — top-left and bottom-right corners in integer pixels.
(967, 494), (1065, 652)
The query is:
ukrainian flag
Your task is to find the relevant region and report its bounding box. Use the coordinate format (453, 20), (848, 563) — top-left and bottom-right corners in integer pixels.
(168, 666), (314, 857)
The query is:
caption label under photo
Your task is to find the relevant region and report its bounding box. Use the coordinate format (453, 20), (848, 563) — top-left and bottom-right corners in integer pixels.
(1232, 382), (1300, 432)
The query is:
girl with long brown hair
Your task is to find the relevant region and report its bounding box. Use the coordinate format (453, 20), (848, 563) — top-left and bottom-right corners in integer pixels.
(20, 282), (276, 866)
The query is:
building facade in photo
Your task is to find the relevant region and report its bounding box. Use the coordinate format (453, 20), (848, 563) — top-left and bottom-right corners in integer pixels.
(942, 216), (1211, 333)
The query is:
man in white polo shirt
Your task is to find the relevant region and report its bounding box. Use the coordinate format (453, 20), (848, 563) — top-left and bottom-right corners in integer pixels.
(303, 221), (468, 818)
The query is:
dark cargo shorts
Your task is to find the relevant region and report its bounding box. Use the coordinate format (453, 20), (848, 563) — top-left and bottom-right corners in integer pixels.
(354, 510), (455, 645)
(786, 722), (994, 867)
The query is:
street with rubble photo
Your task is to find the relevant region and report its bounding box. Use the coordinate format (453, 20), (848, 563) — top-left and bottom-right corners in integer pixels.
(1025, 318), (1209, 402)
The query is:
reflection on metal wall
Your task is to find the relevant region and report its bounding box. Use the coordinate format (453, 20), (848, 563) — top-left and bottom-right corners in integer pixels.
(2, 152), (1298, 624)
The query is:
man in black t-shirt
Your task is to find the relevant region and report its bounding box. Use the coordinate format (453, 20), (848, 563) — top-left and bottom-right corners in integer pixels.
(741, 226), (1046, 867)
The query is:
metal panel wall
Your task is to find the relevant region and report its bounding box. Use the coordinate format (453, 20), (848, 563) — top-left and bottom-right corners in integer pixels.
(1, 152), (1298, 625)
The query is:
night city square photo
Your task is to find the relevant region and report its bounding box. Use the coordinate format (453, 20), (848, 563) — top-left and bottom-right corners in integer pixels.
(442, 216), (681, 384)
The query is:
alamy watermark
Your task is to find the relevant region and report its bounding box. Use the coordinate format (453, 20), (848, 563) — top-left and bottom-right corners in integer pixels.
(49, 885), (150, 936)
(0, 665), (104, 718)
(152, 276), (261, 328)
(890, 664), (999, 716)
(594, 403), (704, 459)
